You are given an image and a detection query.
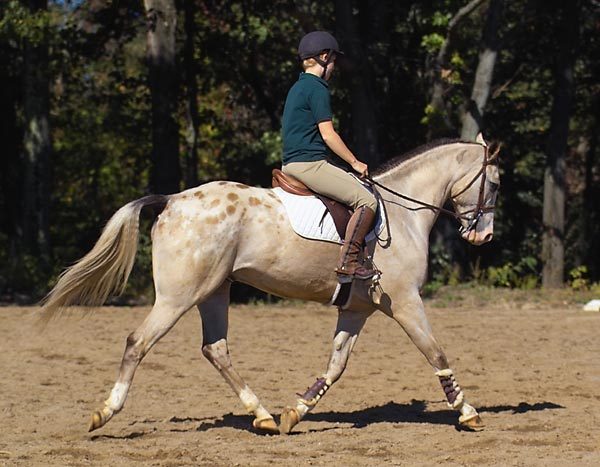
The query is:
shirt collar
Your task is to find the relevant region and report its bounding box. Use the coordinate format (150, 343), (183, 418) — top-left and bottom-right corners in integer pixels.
(299, 72), (329, 88)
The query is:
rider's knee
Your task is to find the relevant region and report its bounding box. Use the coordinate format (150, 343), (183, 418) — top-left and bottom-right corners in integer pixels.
(356, 192), (378, 213)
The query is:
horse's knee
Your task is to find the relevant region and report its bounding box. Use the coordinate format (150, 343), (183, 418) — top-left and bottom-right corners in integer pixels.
(432, 352), (449, 371)
(123, 333), (145, 364)
(201, 338), (231, 369)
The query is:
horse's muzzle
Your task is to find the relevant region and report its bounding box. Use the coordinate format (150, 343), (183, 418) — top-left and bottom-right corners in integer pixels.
(462, 226), (493, 245)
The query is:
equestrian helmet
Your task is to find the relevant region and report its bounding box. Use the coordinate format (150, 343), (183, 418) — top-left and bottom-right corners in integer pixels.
(298, 31), (343, 60)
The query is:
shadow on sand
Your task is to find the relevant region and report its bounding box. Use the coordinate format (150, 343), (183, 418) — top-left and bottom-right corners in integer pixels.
(305, 400), (565, 430)
(92, 400), (565, 438)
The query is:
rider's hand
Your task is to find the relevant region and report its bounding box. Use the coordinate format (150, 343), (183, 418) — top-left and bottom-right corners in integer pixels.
(351, 160), (369, 177)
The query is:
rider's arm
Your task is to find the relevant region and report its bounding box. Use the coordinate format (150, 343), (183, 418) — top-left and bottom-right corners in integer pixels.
(318, 120), (368, 176)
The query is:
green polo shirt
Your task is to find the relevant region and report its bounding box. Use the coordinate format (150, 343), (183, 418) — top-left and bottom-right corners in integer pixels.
(281, 73), (332, 165)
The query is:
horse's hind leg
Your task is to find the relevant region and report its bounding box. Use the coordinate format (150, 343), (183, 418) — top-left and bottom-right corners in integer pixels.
(280, 309), (369, 434)
(198, 281), (278, 434)
(387, 291), (484, 430)
(89, 298), (191, 431)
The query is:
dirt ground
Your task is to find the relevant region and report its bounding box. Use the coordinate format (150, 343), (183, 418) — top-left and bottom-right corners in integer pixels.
(1, 289), (599, 466)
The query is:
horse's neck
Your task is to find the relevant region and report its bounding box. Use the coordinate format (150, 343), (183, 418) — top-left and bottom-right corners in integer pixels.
(374, 145), (466, 241)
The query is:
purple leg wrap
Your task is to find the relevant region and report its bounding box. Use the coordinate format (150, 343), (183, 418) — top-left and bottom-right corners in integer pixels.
(439, 375), (460, 405)
(297, 377), (330, 407)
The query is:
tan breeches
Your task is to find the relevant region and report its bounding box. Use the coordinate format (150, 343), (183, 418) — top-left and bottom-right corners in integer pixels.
(282, 160), (377, 212)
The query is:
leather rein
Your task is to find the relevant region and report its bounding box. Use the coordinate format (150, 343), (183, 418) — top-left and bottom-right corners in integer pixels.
(366, 144), (498, 235)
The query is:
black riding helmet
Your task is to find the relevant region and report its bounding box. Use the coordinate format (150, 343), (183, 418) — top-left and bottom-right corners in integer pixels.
(298, 31), (343, 78)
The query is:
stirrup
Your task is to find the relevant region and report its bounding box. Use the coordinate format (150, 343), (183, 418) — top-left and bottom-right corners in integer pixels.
(336, 267), (376, 284)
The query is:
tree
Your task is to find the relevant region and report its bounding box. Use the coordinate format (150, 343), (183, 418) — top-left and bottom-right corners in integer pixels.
(425, 0), (485, 140)
(183, 0), (199, 188)
(461, 0), (503, 141)
(144, 0), (181, 194)
(542, 0), (580, 288)
(335, 0), (380, 166)
(21, 0), (52, 265)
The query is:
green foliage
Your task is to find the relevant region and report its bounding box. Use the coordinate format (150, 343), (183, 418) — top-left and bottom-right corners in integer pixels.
(484, 257), (538, 289)
(0, 1), (51, 45)
(420, 32), (445, 54)
(0, 0), (599, 301)
(568, 266), (589, 291)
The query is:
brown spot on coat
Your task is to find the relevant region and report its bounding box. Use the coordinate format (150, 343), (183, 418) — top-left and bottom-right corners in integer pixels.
(218, 181), (227, 185)
(248, 197), (261, 206)
(205, 216), (219, 224)
(267, 192), (277, 199)
(226, 205), (236, 215)
(219, 212), (227, 220)
(235, 183), (250, 189)
(194, 191), (205, 199)
(210, 199), (221, 207)
(227, 192), (239, 201)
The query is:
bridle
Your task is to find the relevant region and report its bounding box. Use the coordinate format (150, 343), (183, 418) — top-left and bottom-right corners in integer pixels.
(366, 143), (498, 235)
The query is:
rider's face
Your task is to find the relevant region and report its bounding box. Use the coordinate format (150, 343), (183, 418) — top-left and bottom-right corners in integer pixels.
(322, 53), (336, 80)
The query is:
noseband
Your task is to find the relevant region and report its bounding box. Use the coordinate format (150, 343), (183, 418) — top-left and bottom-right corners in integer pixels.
(367, 143), (498, 235)
(453, 144), (498, 235)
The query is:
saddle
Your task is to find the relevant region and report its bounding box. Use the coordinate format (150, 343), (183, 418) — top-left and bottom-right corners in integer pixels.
(272, 169), (352, 239)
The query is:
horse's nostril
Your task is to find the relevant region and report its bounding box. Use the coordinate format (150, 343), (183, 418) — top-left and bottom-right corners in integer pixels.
(484, 233), (493, 242)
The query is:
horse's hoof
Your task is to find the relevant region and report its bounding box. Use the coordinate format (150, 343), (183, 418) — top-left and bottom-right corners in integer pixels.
(253, 417), (279, 434)
(458, 414), (485, 431)
(279, 407), (300, 435)
(88, 407), (112, 432)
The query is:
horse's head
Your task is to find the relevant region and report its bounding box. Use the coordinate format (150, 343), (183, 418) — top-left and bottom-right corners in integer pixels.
(450, 135), (500, 246)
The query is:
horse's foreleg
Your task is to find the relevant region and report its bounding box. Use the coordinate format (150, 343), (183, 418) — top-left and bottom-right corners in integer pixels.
(390, 293), (484, 430)
(89, 299), (190, 431)
(280, 309), (369, 434)
(198, 282), (278, 434)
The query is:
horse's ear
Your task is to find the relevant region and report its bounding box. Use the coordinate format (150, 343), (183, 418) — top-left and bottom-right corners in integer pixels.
(489, 142), (502, 162)
(476, 132), (487, 146)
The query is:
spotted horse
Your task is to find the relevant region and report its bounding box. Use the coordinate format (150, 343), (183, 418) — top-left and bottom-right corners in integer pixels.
(41, 135), (499, 434)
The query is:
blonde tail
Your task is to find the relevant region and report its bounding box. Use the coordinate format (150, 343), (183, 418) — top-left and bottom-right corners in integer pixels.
(40, 195), (168, 321)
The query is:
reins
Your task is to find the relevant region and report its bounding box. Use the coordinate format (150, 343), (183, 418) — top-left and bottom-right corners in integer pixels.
(365, 143), (498, 234)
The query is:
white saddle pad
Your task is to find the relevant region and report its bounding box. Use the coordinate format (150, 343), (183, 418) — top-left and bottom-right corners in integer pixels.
(272, 187), (386, 244)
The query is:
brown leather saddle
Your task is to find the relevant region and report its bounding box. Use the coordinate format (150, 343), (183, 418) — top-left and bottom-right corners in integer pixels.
(272, 169), (352, 238)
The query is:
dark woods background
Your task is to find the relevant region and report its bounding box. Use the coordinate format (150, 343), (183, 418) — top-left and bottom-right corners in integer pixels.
(0, 0), (598, 302)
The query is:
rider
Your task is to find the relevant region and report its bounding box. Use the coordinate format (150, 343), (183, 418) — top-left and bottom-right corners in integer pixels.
(281, 31), (378, 282)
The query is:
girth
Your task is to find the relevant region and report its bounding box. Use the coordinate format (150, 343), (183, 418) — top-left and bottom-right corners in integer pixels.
(272, 169), (352, 239)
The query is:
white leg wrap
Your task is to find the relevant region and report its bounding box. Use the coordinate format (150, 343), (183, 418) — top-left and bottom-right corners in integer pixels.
(294, 401), (310, 419)
(105, 382), (129, 412)
(239, 386), (272, 421)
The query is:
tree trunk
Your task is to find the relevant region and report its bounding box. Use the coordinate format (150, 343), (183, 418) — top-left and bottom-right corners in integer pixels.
(183, 0), (199, 188)
(144, 0), (181, 194)
(426, 0), (485, 140)
(461, 0), (503, 141)
(542, 0), (580, 288)
(22, 0), (52, 264)
(581, 95), (599, 277)
(335, 0), (380, 166)
(0, 41), (22, 267)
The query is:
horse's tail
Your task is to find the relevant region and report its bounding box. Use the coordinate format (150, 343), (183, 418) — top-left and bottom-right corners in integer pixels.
(40, 194), (169, 322)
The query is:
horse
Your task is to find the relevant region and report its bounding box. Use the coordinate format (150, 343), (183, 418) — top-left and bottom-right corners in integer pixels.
(41, 135), (500, 435)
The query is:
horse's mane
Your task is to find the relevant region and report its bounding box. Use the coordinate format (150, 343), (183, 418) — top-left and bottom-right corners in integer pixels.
(372, 138), (477, 176)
